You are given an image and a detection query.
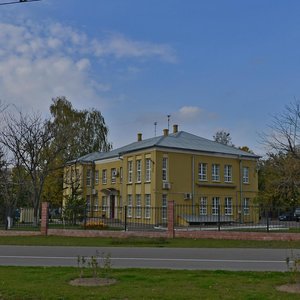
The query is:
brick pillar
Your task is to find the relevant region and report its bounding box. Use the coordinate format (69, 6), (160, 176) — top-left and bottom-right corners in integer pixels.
(41, 202), (49, 236)
(167, 200), (175, 238)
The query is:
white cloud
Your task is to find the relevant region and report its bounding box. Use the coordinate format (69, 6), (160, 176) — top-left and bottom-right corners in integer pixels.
(92, 34), (177, 63)
(0, 20), (177, 114)
(178, 106), (202, 119)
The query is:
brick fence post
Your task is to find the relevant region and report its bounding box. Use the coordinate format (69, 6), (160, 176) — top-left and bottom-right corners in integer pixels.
(167, 200), (175, 238)
(41, 202), (49, 236)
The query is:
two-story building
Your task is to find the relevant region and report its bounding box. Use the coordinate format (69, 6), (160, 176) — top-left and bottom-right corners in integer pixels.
(63, 125), (259, 226)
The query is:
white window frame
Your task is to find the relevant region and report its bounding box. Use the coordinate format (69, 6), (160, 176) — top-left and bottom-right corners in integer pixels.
(93, 195), (99, 211)
(128, 161), (133, 183)
(86, 169), (92, 186)
(136, 194), (142, 218)
(94, 170), (99, 185)
(225, 197), (233, 215)
(198, 163), (208, 181)
(102, 169), (107, 184)
(102, 196), (108, 216)
(212, 164), (220, 182)
(224, 165), (232, 183)
(162, 194), (167, 220)
(136, 160), (141, 183)
(145, 194), (151, 219)
(200, 197), (207, 215)
(111, 168), (116, 184)
(86, 195), (91, 212)
(127, 194), (132, 217)
(243, 198), (250, 215)
(212, 197), (220, 215)
(145, 158), (151, 182)
(243, 167), (249, 184)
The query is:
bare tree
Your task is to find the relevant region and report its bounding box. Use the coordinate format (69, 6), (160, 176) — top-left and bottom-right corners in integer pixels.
(261, 100), (300, 157)
(213, 130), (233, 146)
(0, 111), (63, 224)
(258, 100), (300, 207)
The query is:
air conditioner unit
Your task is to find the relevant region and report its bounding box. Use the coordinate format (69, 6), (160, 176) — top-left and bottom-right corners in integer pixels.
(92, 189), (97, 195)
(184, 193), (192, 200)
(162, 182), (171, 190)
(112, 170), (119, 177)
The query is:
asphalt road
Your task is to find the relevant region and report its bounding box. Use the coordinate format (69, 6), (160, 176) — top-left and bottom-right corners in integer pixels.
(0, 246), (299, 271)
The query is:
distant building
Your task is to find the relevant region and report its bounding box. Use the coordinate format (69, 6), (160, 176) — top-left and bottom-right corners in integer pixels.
(63, 125), (259, 225)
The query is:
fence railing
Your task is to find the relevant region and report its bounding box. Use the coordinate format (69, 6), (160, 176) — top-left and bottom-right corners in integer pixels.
(48, 206), (168, 232)
(0, 207), (40, 231)
(2, 204), (300, 232)
(175, 204), (300, 231)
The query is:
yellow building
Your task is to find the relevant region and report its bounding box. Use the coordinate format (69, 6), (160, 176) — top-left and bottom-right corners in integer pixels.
(63, 125), (259, 226)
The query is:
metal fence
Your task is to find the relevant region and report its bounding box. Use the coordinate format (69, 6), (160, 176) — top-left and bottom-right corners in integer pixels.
(2, 204), (300, 232)
(0, 207), (40, 230)
(48, 206), (168, 232)
(174, 204), (300, 232)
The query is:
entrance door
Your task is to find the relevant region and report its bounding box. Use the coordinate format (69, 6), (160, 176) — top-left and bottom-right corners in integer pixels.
(110, 195), (115, 218)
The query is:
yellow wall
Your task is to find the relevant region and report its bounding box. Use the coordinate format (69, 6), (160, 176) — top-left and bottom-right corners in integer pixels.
(63, 147), (258, 224)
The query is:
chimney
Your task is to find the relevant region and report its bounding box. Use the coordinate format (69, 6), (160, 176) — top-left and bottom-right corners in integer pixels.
(163, 129), (169, 136)
(173, 124), (178, 134)
(137, 133), (142, 141)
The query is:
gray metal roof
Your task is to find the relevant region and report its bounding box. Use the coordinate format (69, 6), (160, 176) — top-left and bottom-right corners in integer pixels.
(71, 131), (259, 163)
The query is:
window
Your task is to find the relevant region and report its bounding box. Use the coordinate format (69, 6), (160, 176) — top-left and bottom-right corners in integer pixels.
(212, 197), (220, 215)
(145, 158), (151, 182)
(200, 197), (207, 215)
(111, 168), (117, 184)
(162, 157), (168, 181)
(198, 163), (207, 181)
(128, 161), (133, 183)
(86, 195), (91, 212)
(86, 169), (92, 186)
(224, 165), (232, 183)
(102, 196), (108, 216)
(212, 164), (220, 181)
(95, 170), (99, 185)
(145, 194), (151, 219)
(136, 160), (141, 183)
(243, 167), (249, 184)
(162, 194), (167, 220)
(94, 195), (99, 211)
(127, 194), (132, 217)
(243, 198), (250, 215)
(225, 197), (232, 215)
(136, 194), (141, 218)
(102, 169), (107, 184)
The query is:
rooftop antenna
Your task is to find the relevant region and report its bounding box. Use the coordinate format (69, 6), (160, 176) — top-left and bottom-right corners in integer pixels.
(167, 115), (171, 131)
(154, 122), (157, 137)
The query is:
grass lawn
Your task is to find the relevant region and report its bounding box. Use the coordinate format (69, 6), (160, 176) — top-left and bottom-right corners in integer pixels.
(0, 235), (300, 248)
(0, 266), (298, 299)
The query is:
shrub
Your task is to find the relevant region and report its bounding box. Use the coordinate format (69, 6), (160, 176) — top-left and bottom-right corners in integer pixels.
(84, 220), (108, 230)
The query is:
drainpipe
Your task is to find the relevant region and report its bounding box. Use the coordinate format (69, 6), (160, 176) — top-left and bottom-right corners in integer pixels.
(239, 156), (243, 223)
(192, 155), (195, 214)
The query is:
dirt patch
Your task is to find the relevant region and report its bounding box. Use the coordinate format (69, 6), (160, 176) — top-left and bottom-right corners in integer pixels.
(276, 284), (300, 294)
(69, 277), (117, 287)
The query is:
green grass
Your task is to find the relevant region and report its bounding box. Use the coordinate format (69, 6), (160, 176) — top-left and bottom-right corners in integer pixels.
(0, 266), (298, 299)
(1, 235), (300, 248)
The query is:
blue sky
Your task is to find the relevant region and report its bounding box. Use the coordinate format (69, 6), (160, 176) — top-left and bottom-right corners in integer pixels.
(0, 0), (299, 155)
